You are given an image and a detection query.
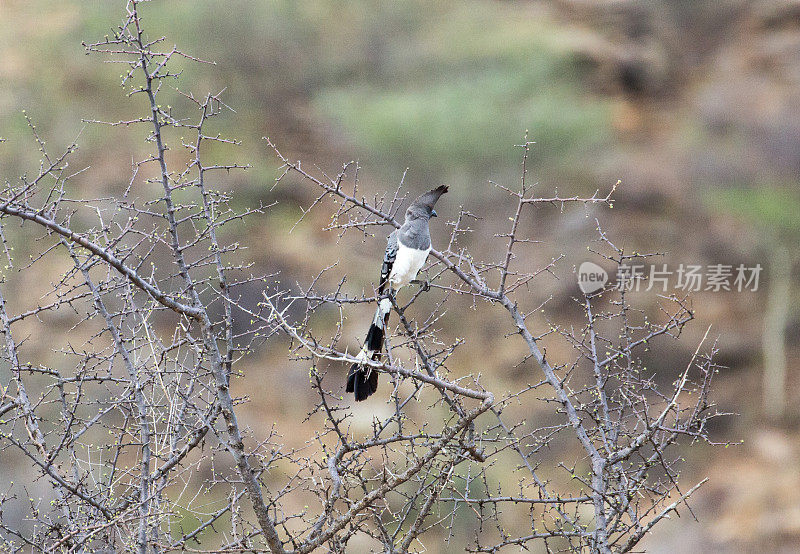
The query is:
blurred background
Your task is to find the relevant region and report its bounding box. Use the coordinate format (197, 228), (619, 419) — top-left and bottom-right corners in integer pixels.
(1, 0), (799, 551)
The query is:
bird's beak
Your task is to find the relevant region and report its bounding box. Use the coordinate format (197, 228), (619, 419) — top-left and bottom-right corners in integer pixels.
(431, 209), (438, 218)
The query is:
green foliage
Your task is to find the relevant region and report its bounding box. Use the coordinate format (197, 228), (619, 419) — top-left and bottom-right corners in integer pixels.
(1, 0), (612, 193)
(313, 2), (613, 178)
(708, 186), (800, 235)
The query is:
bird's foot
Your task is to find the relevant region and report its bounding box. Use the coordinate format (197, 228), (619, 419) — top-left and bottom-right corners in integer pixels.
(411, 279), (430, 292)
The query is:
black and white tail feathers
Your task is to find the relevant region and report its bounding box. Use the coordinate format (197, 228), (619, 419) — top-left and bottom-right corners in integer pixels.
(346, 298), (391, 401)
(347, 231), (398, 401)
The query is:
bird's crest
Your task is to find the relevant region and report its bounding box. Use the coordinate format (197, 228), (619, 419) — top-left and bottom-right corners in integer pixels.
(411, 185), (448, 211)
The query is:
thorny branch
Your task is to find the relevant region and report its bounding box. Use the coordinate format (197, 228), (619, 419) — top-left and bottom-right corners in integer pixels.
(263, 135), (727, 553)
(0, 2), (727, 553)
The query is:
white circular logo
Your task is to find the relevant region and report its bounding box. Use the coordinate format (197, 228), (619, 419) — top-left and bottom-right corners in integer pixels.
(577, 261), (608, 294)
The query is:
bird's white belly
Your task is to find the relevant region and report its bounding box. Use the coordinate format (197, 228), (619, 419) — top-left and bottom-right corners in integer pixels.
(389, 244), (430, 289)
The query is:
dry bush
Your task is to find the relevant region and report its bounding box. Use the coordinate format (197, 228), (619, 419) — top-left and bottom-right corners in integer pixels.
(0, 2), (727, 552)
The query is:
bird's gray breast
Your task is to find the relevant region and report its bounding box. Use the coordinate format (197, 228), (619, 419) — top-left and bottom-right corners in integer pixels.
(398, 219), (431, 250)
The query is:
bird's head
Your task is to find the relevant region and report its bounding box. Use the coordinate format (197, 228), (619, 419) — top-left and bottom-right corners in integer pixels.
(406, 185), (448, 221)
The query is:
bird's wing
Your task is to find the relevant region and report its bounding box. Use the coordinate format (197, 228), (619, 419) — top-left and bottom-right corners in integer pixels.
(379, 231), (398, 295)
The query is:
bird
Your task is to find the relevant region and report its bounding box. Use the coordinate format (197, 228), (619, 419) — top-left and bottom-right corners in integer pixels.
(346, 185), (448, 401)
